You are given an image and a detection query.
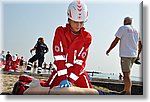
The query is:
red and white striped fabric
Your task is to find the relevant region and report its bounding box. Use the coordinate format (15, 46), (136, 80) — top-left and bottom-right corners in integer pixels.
(46, 24), (92, 89)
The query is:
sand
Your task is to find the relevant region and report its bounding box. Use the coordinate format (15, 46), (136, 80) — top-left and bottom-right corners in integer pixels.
(0, 72), (112, 95)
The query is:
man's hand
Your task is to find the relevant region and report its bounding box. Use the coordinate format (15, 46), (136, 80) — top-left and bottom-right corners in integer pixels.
(106, 49), (110, 56)
(134, 58), (141, 64)
(59, 80), (72, 88)
(30, 48), (36, 54)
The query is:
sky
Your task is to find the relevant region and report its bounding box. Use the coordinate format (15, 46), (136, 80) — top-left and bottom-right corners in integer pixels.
(1, 0), (143, 77)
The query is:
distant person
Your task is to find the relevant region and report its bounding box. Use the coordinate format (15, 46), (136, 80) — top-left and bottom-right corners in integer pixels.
(11, 55), (19, 72)
(0, 50), (5, 61)
(0, 50), (5, 63)
(48, 62), (53, 73)
(19, 56), (25, 71)
(106, 17), (142, 95)
(20, 57), (24, 67)
(15, 54), (21, 70)
(26, 37), (49, 74)
(92, 71), (94, 77)
(4, 51), (12, 71)
(46, 0), (92, 89)
(43, 62), (47, 73)
(6, 51), (11, 62)
(119, 73), (123, 80)
(0, 50), (5, 67)
(24, 61), (27, 68)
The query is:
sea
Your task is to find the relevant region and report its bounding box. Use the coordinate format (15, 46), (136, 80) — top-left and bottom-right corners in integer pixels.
(0, 64), (142, 82)
(21, 68), (142, 82)
(89, 72), (142, 82)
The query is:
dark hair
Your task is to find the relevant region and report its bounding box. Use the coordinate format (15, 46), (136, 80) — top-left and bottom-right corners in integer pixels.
(38, 37), (44, 42)
(124, 17), (132, 25)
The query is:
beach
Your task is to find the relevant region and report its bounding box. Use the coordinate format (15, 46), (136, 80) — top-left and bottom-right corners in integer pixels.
(0, 72), (112, 95)
(0, 71), (143, 95)
(0, 73), (49, 94)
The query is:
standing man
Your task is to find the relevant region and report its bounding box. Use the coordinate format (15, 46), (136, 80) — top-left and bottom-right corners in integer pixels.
(106, 17), (142, 95)
(46, 0), (92, 89)
(6, 51), (11, 62)
(4, 51), (11, 71)
(48, 62), (53, 73)
(19, 56), (25, 72)
(26, 37), (49, 74)
(19, 57), (24, 67)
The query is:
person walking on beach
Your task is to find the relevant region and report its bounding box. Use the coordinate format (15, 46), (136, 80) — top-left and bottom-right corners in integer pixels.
(106, 17), (142, 95)
(48, 62), (53, 74)
(46, 0), (92, 89)
(43, 62), (47, 73)
(26, 37), (49, 74)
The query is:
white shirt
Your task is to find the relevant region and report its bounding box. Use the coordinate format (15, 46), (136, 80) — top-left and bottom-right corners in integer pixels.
(115, 25), (139, 57)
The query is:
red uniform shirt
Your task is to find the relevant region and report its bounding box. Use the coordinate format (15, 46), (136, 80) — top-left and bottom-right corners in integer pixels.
(52, 24), (92, 84)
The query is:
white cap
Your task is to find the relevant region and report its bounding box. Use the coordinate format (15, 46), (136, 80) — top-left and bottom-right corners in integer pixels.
(12, 55), (17, 61)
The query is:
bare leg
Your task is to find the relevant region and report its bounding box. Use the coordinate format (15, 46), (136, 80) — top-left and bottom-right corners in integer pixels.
(123, 72), (132, 95)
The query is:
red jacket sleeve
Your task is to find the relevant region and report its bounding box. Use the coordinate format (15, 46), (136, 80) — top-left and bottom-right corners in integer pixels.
(68, 34), (92, 84)
(53, 27), (67, 80)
